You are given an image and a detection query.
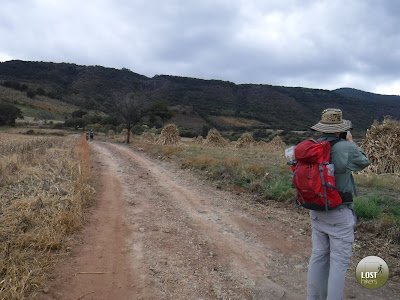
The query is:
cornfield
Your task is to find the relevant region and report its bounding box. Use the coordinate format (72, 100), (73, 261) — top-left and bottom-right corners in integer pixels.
(0, 132), (94, 299)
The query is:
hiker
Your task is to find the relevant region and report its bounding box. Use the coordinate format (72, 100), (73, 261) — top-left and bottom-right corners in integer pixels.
(306, 108), (370, 300)
(89, 130), (94, 141)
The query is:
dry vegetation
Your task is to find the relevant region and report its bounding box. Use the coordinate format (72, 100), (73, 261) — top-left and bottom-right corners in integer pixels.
(361, 117), (400, 174)
(0, 85), (79, 115)
(0, 132), (94, 300)
(218, 116), (265, 127)
(192, 136), (203, 145)
(117, 129), (129, 143)
(205, 129), (229, 147)
(235, 133), (255, 148)
(140, 132), (156, 143)
(157, 124), (181, 145)
(264, 135), (286, 150)
(108, 130), (115, 139)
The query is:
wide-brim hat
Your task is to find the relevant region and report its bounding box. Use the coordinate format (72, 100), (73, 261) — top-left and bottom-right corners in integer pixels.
(310, 108), (352, 133)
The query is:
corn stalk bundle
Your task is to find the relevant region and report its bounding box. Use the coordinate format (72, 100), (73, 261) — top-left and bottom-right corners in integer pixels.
(141, 132), (155, 142)
(235, 133), (255, 148)
(266, 135), (286, 150)
(205, 129), (228, 147)
(120, 128), (128, 138)
(361, 117), (400, 174)
(157, 124), (181, 145)
(108, 130), (115, 139)
(256, 141), (269, 148)
(192, 136), (203, 145)
(117, 128), (128, 143)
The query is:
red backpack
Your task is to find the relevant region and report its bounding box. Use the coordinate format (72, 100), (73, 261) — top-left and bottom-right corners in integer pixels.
(291, 139), (342, 211)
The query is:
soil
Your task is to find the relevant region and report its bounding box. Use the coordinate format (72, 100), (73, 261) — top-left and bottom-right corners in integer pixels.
(39, 141), (399, 300)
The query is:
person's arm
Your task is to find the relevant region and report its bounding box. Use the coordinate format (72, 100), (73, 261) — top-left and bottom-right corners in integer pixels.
(348, 142), (370, 171)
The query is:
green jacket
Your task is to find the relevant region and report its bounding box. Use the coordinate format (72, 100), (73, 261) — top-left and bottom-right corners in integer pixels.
(319, 134), (370, 207)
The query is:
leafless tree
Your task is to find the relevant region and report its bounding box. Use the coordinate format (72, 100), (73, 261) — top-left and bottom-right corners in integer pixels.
(112, 91), (172, 144)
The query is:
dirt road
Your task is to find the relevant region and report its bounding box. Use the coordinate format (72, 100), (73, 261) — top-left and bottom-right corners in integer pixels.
(41, 142), (399, 299)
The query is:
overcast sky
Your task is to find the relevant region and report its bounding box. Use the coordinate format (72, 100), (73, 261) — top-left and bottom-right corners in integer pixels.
(1, 0), (400, 95)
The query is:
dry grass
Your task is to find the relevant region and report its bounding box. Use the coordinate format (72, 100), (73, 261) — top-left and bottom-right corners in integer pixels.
(0, 132), (94, 300)
(3, 128), (68, 136)
(218, 116), (264, 127)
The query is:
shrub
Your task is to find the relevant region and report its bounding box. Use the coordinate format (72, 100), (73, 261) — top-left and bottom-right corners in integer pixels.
(262, 176), (295, 201)
(183, 155), (218, 170)
(354, 196), (382, 218)
(161, 146), (183, 158)
(244, 164), (266, 178)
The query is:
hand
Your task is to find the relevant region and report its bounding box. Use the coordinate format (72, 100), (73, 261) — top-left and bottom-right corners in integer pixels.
(346, 131), (353, 142)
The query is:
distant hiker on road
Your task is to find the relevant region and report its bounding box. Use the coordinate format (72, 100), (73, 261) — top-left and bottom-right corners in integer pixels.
(305, 108), (370, 300)
(89, 130), (94, 141)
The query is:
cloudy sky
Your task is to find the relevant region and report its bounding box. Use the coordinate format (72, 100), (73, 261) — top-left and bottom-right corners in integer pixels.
(1, 0), (400, 95)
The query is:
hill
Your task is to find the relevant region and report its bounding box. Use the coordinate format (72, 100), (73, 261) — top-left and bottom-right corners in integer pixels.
(334, 88), (400, 119)
(1, 60), (399, 133)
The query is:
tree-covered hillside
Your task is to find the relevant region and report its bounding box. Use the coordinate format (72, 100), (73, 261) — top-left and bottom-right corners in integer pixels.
(1, 60), (399, 132)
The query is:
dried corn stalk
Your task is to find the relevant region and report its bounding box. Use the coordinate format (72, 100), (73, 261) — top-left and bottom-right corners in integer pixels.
(235, 133), (255, 148)
(205, 129), (228, 147)
(192, 136), (203, 145)
(108, 130), (115, 139)
(141, 132), (155, 142)
(361, 117), (400, 174)
(117, 129), (128, 143)
(157, 124), (181, 145)
(266, 135), (286, 150)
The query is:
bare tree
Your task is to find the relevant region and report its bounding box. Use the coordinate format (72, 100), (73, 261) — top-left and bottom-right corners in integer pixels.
(112, 92), (172, 144)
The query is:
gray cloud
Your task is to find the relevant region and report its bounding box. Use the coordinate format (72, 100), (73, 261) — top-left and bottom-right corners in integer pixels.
(1, 0), (399, 95)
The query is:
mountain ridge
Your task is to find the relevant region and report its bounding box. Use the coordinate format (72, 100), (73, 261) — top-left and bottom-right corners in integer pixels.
(1, 60), (399, 132)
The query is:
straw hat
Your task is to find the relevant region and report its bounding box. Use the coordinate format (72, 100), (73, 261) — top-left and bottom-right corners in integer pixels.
(310, 108), (352, 133)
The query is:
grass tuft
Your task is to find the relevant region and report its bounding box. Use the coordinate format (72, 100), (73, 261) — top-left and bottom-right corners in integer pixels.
(354, 196), (382, 218)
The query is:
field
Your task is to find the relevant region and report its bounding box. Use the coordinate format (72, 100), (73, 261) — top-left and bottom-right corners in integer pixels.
(0, 130), (94, 299)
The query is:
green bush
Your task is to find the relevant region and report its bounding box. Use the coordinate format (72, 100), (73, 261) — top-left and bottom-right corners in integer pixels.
(354, 196), (382, 218)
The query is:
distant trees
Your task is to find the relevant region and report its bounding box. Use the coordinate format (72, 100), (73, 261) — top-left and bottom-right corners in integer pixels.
(71, 110), (88, 118)
(1, 81), (28, 91)
(0, 102), (23, 126)
(36, 110), (53, 124)
(64, 117), (87, 130)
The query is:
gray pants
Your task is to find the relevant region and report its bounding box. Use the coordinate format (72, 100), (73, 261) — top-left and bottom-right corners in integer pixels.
(307, 207), (356, 300)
